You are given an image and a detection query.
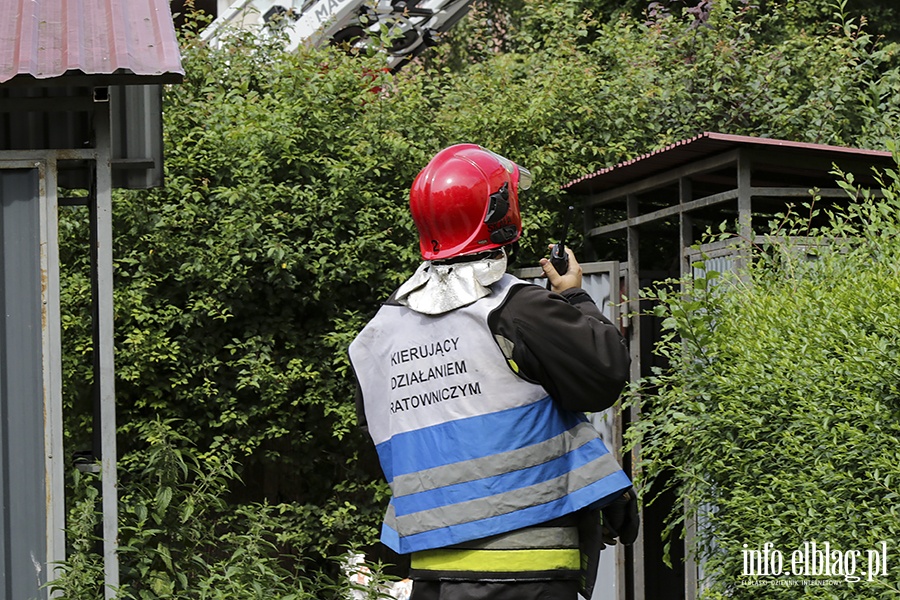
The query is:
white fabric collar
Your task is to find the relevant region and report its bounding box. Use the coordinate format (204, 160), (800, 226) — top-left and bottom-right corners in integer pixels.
(394, 254), (508, 315)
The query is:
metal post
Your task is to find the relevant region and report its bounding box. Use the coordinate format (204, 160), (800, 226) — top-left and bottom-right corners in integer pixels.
(39, 158), (66, 595)
(679, 177), (693, 280)
(625, 194), (644, 600)
(737, 153), (752, 241)
(92, 97), (120, 598)
(584, 203), (598, 262)
(735, 153), (753, 276)
(609, 261), (626, 600)
(677, 177), (699, 600)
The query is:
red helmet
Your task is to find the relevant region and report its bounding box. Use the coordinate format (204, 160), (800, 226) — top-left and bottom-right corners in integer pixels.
(409, 144), (532, 261)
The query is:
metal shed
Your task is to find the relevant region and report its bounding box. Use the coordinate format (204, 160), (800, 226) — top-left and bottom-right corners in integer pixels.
(0, 1), (182, 598)
(562, 132), (896, 600)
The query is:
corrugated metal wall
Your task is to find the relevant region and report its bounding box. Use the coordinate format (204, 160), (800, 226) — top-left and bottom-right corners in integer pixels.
(0, 86), (93, 150)
(0, 85), (164, 189)
(0, 167), (48, 599)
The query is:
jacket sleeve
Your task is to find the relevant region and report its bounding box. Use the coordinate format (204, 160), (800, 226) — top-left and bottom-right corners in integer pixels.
(352, 363), (368, 432)
(487, 283), (630, 413)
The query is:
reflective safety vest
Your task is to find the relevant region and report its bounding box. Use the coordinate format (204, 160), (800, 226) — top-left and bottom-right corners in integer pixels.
(349, 274), (632, 555)
(409, 523), (582, 582)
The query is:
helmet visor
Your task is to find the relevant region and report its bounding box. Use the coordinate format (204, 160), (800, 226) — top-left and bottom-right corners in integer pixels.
(484, 148), (532, 191)
(517, 165), (533, 191)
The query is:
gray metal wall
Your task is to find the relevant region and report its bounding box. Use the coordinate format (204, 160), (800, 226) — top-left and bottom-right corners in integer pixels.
(0, 168), (47, 599)
(0, 85), (164, 189)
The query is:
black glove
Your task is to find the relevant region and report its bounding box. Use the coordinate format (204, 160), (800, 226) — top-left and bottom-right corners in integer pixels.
(601, 488), (640, 546)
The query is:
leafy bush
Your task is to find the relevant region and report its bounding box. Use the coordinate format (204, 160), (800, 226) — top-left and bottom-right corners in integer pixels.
(51, 419), (400, 599)
(626, 157), (900, 598)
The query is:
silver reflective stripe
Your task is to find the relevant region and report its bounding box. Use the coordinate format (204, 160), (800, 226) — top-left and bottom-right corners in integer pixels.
(391, 420), (600, 497)
(493, 334), (515, 360)
(385, 451), (622, 536)
(448, 526), (579, 550)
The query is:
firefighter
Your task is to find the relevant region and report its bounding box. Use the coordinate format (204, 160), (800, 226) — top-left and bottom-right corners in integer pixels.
(349, 144), (638, 600)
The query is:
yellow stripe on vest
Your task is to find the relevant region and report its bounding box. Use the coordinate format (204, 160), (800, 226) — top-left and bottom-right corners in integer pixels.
(411, 548), (581, 573)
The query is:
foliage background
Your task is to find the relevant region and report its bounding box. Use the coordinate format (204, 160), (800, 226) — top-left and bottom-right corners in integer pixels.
(53, 0), (900, 596)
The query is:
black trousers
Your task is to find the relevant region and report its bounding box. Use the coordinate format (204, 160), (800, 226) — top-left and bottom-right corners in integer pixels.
(409, 580), (579, 600)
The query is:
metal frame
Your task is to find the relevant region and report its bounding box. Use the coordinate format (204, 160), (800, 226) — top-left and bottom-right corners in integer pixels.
(0, 156), (65, 589)
(1, 84), (166, 190)
(0, 100), (119, 596)
(202, 0), (474, 70)
(94, 100), (121, 599)
(37, 157), (66, 593)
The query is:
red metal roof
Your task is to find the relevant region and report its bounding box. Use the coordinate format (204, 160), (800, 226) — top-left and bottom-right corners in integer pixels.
(563, 132), (895, 194)
(0, 0), (183, 85)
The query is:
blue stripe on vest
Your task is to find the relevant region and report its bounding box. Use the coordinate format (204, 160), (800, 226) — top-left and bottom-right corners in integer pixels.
(376, 396), (577, 482)
(382, 470), (633, 554)
(391, 437), (612, 515)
